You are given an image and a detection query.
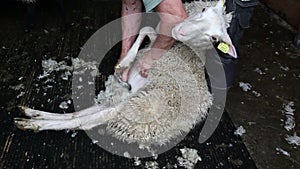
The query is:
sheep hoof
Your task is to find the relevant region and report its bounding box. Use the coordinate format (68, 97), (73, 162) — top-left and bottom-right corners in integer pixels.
(18, 106), (41, 119)
(18, 106), (28, 114)
(14, 118), (41, 131)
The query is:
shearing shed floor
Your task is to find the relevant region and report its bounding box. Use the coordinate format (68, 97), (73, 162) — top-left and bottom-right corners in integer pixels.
(226, 4), (300, 169)
(0, 0), (299, 169)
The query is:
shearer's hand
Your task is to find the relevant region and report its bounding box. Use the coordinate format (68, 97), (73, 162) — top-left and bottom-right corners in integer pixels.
(137, 48), (165, 78)
(114, 62), (130, 82)
(137, 51), (153, 78)
(114, 51), (131, 82)
(120, 67), (131, 82)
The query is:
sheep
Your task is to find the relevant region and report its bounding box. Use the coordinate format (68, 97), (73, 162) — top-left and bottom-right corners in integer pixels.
(172, 0), (236, 60)
(14, 0), (235, 147)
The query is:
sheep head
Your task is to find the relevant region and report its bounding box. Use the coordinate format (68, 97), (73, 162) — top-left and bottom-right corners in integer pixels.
(172, 0), (237, 58)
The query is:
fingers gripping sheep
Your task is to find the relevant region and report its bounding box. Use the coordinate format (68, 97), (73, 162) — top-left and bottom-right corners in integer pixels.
(15, 0), (235, 146)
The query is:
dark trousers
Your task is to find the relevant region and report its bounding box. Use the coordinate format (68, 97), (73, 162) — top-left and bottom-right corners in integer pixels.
(209, 0), (259, 88)
(24, 0), (67, 32)
(181, 0), (258, 88)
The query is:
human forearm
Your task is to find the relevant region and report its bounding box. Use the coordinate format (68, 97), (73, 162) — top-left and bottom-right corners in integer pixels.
(120, 0), (142, 61)
(150, 0), (187, 59)
(136, 0), (187, 78)
(150, 22), (176, 59)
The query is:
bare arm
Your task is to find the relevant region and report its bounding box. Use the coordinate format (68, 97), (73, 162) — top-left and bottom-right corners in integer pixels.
(152, 0), (187, 57)
(119, 0), (142, 61)
(120, 0), (187, 81)
(137, 0), (187, 77)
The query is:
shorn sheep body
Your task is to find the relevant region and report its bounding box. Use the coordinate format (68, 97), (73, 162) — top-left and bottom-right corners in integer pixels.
(15, 0), (235, 147)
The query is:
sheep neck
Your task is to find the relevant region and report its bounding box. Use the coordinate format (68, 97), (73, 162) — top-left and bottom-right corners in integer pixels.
(185, 43), (212, 65)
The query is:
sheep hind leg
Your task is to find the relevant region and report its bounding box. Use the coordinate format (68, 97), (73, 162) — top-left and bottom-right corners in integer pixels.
(19, 105), (106, 120)
(14, 108), (117, 131)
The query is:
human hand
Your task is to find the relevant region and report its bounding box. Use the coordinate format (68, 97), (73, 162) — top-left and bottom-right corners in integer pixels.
(114, 62), (131, 82)
(137, 49), (164, 78)
(114, 51), (154, 82)
(115, 48), (165, 81)
(115, 51), (156, 81)
(136, 51), (154, 78)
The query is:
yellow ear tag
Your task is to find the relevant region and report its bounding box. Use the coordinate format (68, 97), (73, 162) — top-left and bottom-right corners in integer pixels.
(217, 42), (230, 54)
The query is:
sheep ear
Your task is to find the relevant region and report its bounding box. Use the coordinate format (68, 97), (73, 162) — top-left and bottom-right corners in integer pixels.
(221, 32), (237, 58)
(228, 41), (237, 58)
(224, 12), (233, 28)
(216, 0), (224, 9)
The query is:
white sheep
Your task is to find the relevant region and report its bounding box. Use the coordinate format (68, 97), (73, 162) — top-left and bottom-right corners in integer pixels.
(14, 0), (235, 147)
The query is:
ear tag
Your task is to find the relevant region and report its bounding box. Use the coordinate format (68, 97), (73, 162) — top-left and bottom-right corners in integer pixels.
(217, 42), (230, 54)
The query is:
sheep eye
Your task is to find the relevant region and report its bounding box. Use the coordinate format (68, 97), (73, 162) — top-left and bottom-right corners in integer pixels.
(211, 36), (217, 41)
(202, 8), (206, 12)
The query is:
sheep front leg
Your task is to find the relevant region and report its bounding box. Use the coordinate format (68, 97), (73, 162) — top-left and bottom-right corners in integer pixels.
(14, 108), (117, 131)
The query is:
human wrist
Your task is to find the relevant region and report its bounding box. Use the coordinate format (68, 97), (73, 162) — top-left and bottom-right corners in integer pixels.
(147, 48), (164, 60)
